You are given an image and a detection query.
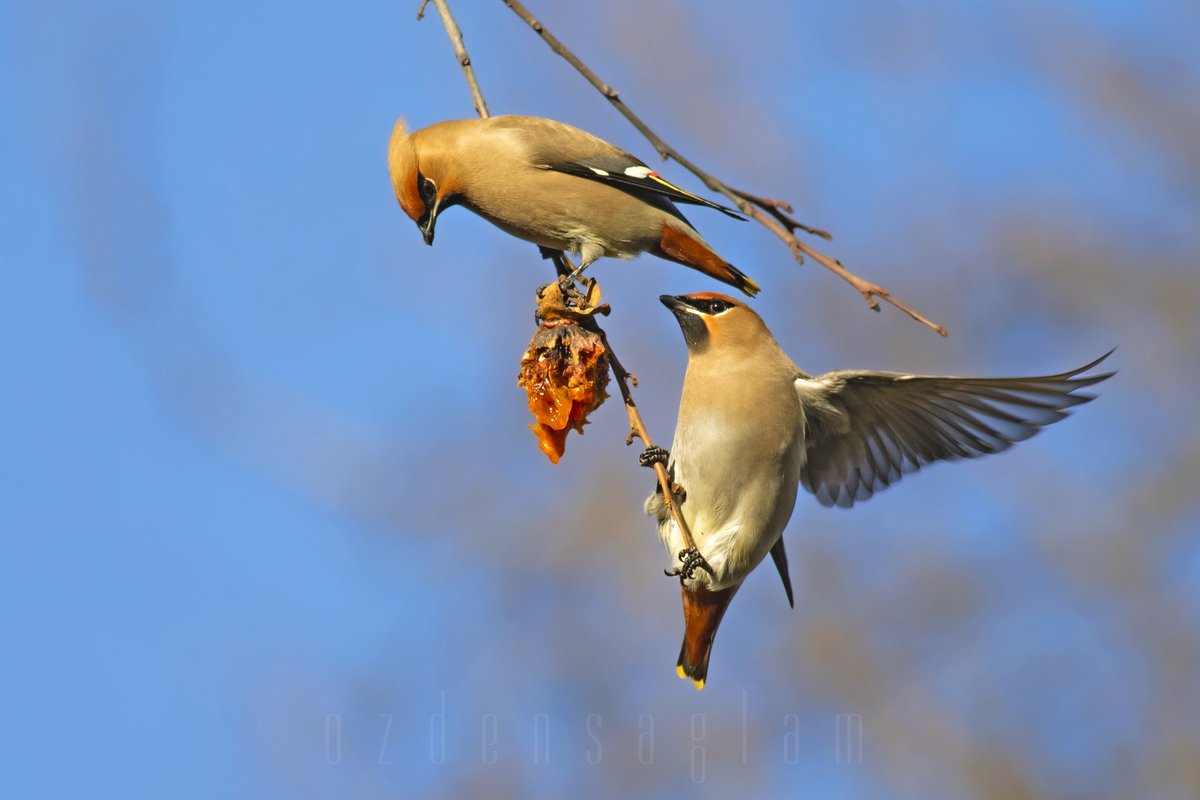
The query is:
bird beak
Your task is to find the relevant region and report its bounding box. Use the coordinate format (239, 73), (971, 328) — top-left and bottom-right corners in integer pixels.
(659, 294), (691, 315)
(417, 202), (439, 246)
(660, 295), (710, 352)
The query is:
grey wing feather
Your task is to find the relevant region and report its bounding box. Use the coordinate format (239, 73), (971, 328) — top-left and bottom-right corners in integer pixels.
(796, 350), (1115, 508)
(545, 156), (746, 220)
(491, 116), (744, 218)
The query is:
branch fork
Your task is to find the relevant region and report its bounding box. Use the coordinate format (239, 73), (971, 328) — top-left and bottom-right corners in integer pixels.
(501, 0), (946, 337)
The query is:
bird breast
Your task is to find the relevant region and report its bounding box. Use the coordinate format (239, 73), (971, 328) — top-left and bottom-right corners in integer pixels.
(664, 374), (805, 587)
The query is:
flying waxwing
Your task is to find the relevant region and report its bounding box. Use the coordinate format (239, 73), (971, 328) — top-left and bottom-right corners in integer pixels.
(643, 293), (1114, 688)
(387, 115), (760, 296)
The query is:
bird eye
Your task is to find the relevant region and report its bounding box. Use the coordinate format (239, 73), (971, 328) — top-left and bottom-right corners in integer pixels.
(704, 299), (731, 314)
(418, 173), (437, 204)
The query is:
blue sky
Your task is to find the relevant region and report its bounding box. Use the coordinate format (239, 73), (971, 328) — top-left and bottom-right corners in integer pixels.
(3, 1), (1197, 797)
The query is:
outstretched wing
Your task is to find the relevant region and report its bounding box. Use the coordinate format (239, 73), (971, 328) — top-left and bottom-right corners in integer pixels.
(795, 351), (1115, 508)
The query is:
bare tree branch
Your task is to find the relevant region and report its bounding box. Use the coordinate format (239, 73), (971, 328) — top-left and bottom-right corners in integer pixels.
(500, 0), (947, 337)
(419, 0), (490, 119)
(418, 0), (706, 561)
(726, 185), (832, 240)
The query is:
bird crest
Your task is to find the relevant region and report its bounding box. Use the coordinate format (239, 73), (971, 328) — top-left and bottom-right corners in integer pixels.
(388, 117), (425, 222)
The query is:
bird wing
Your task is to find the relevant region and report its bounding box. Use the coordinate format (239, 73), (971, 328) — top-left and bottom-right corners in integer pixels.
(489, 115), (745, 219)
(793, 351), (1115, 508)
(542, 155), (747, 220)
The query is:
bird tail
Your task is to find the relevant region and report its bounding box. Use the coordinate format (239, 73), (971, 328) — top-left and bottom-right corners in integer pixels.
(676, 583), (739, 690)
(654, 224), (761, 297)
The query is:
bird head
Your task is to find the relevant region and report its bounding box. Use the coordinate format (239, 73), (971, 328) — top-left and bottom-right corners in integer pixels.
(388, 117), (464, 246)
(659, 292), (771, 355)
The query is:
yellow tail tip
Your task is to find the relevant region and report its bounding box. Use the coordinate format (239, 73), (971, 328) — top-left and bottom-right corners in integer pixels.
(676, 664), (706, 690)
(727, 265), (761, 298)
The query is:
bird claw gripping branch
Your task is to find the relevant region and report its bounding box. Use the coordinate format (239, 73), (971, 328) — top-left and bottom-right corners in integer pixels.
(665, 547), (714, 582)
(638, 445), (670, 468)
(517, 281), (612, 464)
(535, 278), (609, 321)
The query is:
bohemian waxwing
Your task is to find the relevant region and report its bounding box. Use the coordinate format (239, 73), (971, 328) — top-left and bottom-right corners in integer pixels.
(644, 292), (1114, 688)
(387, 116), (760, 296)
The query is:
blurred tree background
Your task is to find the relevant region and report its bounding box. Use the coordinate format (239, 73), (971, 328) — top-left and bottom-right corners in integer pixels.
(3, 0), (1197, 798)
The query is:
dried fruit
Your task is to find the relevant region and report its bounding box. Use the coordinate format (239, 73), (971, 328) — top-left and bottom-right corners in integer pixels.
(517, 283), (611, 463)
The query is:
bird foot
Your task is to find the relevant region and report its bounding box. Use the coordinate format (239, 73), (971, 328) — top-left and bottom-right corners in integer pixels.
(638, 445), (669, 468)
(556, 272), (589, 299)
(664, 547), (714, 583)
(534, 278), (609, 323)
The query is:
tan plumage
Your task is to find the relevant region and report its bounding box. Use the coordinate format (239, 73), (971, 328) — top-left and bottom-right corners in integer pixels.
(387, 116), (760, 296)
(648, 292), (1114, 688)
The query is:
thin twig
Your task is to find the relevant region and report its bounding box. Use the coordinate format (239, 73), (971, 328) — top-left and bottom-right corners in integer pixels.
(421, 0), (705, 557)
(726, 185), (831, 240)
(584, 321), (693, 556)
(501, 0), (947, 337)
(421, 0), (490, 119)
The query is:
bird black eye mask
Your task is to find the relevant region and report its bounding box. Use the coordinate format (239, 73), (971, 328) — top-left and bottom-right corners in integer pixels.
(417, 173), (437, 205)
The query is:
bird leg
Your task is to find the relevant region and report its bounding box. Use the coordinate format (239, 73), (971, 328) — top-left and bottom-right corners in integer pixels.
(638, 445), (669, 468)
(544, 252), (584, 295)
(665, 547), (714, 583)
(540, 248), (585, 294)
(561, 259), (592, 288)
(542, 250), (598, 302)
(644, 447), (687, 501)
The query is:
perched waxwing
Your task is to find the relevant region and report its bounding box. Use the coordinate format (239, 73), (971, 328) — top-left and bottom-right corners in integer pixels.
(387, 115), (760, 296)
(644, 293), (1114, 688)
